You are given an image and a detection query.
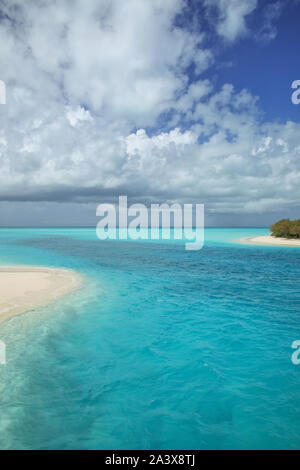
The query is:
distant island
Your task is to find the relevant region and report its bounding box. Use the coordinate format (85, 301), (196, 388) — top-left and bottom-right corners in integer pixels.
(270, 219), (300, 239)
(238, 218), (300, 247)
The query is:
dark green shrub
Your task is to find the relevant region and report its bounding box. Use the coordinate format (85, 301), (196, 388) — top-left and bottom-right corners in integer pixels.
(270, 218), (300, 238)
(290, 220), (300, 239)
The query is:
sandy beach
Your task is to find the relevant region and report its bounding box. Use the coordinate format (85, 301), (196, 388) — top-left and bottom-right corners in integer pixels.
(0, 266), (82, 324)
(238, 235), (300, 247)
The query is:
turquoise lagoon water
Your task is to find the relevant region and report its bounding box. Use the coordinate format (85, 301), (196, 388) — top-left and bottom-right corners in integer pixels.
(0, 227), (299, 449)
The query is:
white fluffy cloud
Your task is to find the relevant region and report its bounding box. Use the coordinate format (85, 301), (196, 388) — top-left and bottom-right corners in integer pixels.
(204, 0), (257, 41)
(0, 0), (207, 125)
(0, 0), (299, 222)
(66, 106), (93, 128)
(256, 1), (284, 42)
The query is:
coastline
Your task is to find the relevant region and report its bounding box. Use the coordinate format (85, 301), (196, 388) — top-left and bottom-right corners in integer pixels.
(238, 235), (300, 247)
(0, 266), (82, 324)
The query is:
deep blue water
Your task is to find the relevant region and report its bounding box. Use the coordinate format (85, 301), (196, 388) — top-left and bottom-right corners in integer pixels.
(0, 228), (299, 449)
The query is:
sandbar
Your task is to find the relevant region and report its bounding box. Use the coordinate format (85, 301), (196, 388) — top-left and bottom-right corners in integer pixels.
(238, 235), (300, 247)
(0, 266), (81, 323)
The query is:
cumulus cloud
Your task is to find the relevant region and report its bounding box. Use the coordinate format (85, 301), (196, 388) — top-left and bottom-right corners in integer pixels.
(255, 1), (284, 43)
(204, 0), (258, 41)
(0, 0), (298, 223)
(66, 106), (93, 128)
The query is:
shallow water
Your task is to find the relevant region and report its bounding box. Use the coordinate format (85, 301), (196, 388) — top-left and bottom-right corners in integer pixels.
(0, 228), (299, 449)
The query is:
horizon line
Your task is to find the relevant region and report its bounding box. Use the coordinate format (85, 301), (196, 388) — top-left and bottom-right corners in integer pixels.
(0, 225), (270, 229)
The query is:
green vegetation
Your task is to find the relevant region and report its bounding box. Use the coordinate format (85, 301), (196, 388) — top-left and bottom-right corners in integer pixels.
(270, 219), (300, 239)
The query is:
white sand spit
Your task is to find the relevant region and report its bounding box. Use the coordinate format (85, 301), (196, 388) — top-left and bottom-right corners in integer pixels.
(0, 266), (81, 323)
(238, 235), (300, 247)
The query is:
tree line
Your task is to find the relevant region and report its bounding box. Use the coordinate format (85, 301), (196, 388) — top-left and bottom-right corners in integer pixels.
(270, 219), (300, 239)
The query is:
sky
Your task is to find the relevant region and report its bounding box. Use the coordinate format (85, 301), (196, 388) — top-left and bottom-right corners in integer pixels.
(0, 0), (300, 227)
